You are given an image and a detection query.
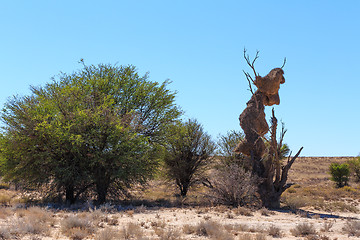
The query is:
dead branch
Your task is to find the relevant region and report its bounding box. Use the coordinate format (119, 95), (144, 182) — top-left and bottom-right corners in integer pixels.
(279, 146), (303, 188)
(243, 70), (254, 94)
(281, 57), (286, 69)
(243, 48), (259, 78)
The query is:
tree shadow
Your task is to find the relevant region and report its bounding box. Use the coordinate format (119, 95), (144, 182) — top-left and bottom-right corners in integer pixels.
(273, 208), (360, 220)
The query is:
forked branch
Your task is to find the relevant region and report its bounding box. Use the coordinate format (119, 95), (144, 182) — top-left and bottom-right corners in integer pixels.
(243, 48), (260, 94)
(243, 48), (259, 78)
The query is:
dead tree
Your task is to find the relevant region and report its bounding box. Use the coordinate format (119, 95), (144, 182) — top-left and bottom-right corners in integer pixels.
(234, 49), (303, 208)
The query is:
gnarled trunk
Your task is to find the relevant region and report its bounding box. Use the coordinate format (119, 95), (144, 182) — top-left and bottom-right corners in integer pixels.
(236, 56), (303, 208)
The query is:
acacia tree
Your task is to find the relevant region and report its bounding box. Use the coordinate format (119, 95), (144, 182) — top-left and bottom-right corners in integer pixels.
(163, 119), (216, 197)
(0, 62), (181, 204)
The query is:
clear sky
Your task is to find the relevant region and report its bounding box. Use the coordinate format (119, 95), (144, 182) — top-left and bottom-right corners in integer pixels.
(1, 1), (359, 156)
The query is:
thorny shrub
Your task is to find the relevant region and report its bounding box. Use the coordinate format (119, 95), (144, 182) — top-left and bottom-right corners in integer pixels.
(291, 222), (317, 237)
(342, 220), (360, 237)
(207, 164), (258, 207)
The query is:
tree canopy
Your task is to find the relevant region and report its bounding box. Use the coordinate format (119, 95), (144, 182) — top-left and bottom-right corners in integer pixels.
(163, 119), (215, 197)
(0, 62), (181, 204)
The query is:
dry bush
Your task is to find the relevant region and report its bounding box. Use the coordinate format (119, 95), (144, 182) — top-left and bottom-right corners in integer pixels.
(281, 194), (308, 209)
(238, 233), (266, 240)
(342, 220), (360, 237)
(0, 227), (12, 240)
(134, 205), (147, 213)
(0, 208), (11, 219)
(254, 233), (267, 240)
(16, 218), (50, 235)
(95, 227), (118, 240)
(233, 206), (253, 216)
(121, 222), (145, 239)
(321, 221), (334, 232)
(195, 220), (233, 240)
(106, 215), (119, 226)
(8, 207), (52, 236)
(26, 207), (52, 223)
(155, 227), (182, 240)
(182, 224), (195, 234)
(267, 225), (281, 238)
(249, 225), (264, 233)
(0, 194), (11, 205)
(291, 222), (317, 237)
(61, 214), (94, 238)
(207, 164), (258, 207)
(151, 220), (167, 229)
(67, 227), (89, 240)
(238, 233), (252, 240)
(259, 208), (273, 216)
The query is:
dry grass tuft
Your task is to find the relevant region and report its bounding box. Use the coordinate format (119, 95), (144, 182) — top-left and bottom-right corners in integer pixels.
(238, 233), (267, 240)
(267, 224), (282, 238)
(321, 221), (334, 232)
(0, 208), (11, 219)
(182, 224), (195, 235)
(134, 204), (147, 213)
(67, 227), (89, 240)
(291, 222), (317, 237)
(61, 214), (94, 239)
(121, 222), (145, 239)
(233, 206), (253, 216)
(0, 227), (12, 240)
(155, 227), (182, 240)
(194, 220), (233, 240)
(259, 208), (273, 216)
(342, 220), (360, 237)
(94, 227), (118, 240)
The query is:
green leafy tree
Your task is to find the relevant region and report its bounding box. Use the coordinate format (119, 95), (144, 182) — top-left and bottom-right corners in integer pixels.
(329, 163), (350, 188)
(163, 119), (216, 197)
(347, 157), (360, 182)
(0, 62), (181, 204)
(217, 130), (246, 167)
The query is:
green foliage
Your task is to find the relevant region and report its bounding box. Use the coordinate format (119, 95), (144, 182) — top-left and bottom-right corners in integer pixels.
(216, 130), (247, 167)
(347, 157), (360, 182)
(329, 163), (350, 188)
(0, 62), (181, 204)
(163, 119), (215, 197)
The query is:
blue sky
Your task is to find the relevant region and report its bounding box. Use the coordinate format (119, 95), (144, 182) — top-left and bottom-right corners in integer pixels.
(1, 1), (359, 156)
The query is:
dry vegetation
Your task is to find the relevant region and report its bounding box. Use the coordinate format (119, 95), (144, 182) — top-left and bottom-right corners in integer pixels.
(0, 157), (359, 239)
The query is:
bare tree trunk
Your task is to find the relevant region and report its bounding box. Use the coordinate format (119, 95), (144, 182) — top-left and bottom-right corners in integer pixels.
(236, 50), (303, 208)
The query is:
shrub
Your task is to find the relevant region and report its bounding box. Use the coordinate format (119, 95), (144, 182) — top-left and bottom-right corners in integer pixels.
(207, 164), (258, 207)
(163, 119), (216, 197)
(342, 220), (360, 237)
(321, 221), (334, 232)
(348, 157), (360, 182)
(121, 222), (144, 239)
(182, 224), (195, 234)
(291, 222), (317, 237)
(268, 225), (282, 237)
(281, 194), (308, 210)
(0, 227), (11, 239)
(234, 207), (253, 216)
(61, 214), (94, 238)
(259, 208), (273, 216)
(195, 221), (233, 240)
(0, 194), (11, 205)
(95, 228), (118, 240)
(156, 228), (182, 240)
(67, 227), (89, 240)
(329, 163), (350, 188)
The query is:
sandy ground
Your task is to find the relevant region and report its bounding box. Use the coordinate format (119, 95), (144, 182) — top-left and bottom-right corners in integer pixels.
(0, 205), (358, 240)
